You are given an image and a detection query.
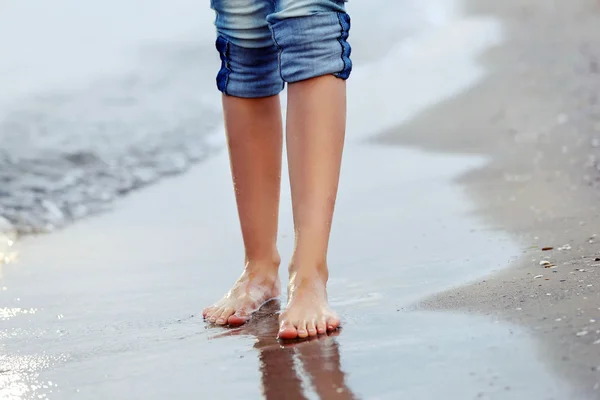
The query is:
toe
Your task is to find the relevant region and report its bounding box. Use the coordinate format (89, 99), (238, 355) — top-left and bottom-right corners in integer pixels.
(326, 316), (341, 332)
(228, 310), (250, 327)
(297, 321), (309, 339)
(216, 307), (235, 325)
(316, 318), (327, 335)
(209, 307), (224, 323)
(306, 320), (317, 337)
(203, 306), (217, 319)
(278, 319), (299, 340)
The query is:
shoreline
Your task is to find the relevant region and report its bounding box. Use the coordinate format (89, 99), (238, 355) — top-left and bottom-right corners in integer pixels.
(378, 0), (600, 396)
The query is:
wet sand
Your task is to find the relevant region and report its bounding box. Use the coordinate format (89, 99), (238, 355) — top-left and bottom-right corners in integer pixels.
(377, 0), (600, 397)
(0, 147), (577, 399)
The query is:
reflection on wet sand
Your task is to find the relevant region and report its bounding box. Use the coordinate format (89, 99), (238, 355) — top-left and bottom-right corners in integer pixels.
(210, 301), (357, 400)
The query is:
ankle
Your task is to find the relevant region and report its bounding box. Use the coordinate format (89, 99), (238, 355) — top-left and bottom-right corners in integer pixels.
(244, 251), (281, 273)
(288, 260), (329, 283)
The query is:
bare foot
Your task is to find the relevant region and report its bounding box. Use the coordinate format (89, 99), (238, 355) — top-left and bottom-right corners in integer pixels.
(203, 260), (281, 326)
(278, 268), (340, 339)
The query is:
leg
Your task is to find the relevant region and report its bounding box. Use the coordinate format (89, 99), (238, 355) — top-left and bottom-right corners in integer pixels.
(268, 2), (352, 339)
(279, 76), (346, 339)
(203, 0), (285, 326)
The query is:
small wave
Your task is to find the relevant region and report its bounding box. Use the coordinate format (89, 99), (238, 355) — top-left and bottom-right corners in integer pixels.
(0, 41), (221, 235)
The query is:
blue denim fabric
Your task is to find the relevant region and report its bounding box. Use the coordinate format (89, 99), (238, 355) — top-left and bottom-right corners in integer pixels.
(211, 0), (352, 98)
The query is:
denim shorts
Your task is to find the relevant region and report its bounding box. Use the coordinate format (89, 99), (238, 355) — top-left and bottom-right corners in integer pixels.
(210, 0), (352, 98)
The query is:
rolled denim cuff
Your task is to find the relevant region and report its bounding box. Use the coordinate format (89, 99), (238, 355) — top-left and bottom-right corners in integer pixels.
(269, 12), (352, 83)
(215, 35), (285, 98)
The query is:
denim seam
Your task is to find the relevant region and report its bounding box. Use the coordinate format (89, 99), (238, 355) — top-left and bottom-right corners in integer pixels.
(269, 25), (285, 84)
(223, 38), (231, 95)
(335, 12), (347, 79)
(215, 35), (233, 95)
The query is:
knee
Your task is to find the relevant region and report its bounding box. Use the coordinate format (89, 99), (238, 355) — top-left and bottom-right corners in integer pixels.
(269, 11), (353, 84)
(215, 36), (284, 98)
